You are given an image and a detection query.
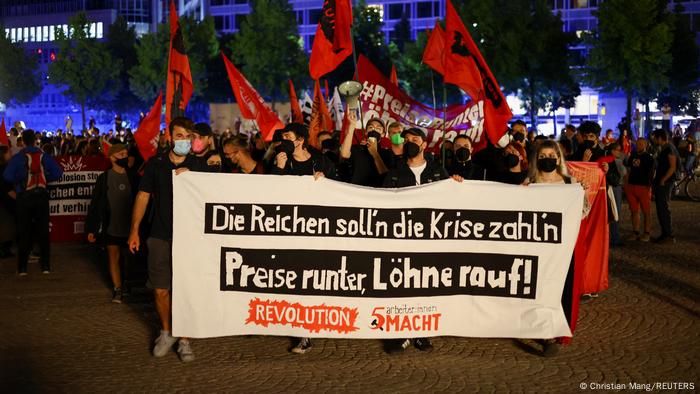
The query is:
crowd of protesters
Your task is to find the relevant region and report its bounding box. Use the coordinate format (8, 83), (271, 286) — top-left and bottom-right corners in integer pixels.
(1, 114), (698, 361)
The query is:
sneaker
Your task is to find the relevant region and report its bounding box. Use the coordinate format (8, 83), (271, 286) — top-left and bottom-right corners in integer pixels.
(41, 270), (51, 274)
(18, 272), (28, 277)
(153, 330), (178, 357)
(290, 337), (313, 354)
(112, 288), (123, 304)
(177, 339), (195, 362)
(541, 339), (559, 357)
(640, 232), (651, 242)
(386, 339), (412, 354)
(653, 236), (676, 244)
(624, 232), (640, 241)
(413, 338), (434, 352)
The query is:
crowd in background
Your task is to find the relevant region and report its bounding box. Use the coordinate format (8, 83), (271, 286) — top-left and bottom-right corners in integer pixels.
(1, 114), (698, 360)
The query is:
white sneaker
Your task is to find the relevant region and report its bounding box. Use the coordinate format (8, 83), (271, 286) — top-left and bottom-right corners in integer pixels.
(153, 330), (178, 357)
(177, 339), (195, 362)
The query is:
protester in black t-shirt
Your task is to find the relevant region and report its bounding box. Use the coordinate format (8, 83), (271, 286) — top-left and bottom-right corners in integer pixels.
(571, 121), (606, 163)
(650, 129), (680, 244)
(192, 122), (222, 172)
(624, 138), (655, 241)
(271, 123), (335, 179)
(382, 128), (453, 353)
(127, 117), (212, 363)
(86, 144), (139, 303)
(339, 114), (388, 186)
(448, 135), (485, 180)
(495, 142), (529, 185)
(379, 122), (405, 171)
(222, 135), (265, 174)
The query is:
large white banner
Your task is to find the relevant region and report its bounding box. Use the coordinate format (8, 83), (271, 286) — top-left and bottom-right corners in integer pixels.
(172, 173), (583, 339)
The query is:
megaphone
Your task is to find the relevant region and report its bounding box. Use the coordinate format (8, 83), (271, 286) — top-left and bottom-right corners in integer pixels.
(338, 80), (363, 110)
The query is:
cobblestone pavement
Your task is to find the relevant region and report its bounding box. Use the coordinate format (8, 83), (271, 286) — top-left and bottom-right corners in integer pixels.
(1, 199), (698, 393)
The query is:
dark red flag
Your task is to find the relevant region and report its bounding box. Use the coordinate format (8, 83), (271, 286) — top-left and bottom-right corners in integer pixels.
(390, 65), (398, 86)
(165, 0), (194, 128)
(444, 0), (512, 144)
(422, 21), (446, 75)
(288, 79), (304, 124)
(309, 0), (353, 79)
(135, 91), (163, 162)
(308, 80), (334, 150)
(0, 118), (8, 146)
(222, 53), (284, 141)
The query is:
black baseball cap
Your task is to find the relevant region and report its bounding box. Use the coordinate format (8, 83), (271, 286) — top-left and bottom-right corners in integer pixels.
(194, 122), (213, 136)
(401, 127), (427, 140)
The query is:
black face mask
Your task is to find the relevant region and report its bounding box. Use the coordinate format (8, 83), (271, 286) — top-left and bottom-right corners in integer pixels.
(275, 139), (295, 157)
(114, 157), (129, 168)
(321, 139), (338, 151)
(455, 147), (470, 162)
(513, 133), (525, 142)
(504, 153), (520, 168)
(404, 141), (421, 159)
(367, 131), (382, 141)
(537, 157), (558, 173)
(581, 140), (595, 150)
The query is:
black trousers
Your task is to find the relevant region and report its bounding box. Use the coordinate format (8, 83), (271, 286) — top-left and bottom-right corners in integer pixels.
(16, 190), (50, 273)
(653, 182), (674, 237)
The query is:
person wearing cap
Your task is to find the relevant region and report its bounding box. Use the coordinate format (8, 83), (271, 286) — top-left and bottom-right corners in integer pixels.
(271, 123), (335, 179)
(86, 143), (140, 303)
(339, 114), (389, 186)
(382, 128), (449, 188)
(192, 122), (222, 171)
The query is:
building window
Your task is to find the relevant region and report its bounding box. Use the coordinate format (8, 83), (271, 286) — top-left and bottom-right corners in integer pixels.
(309, 9), (321, 25)
(693, 14), (700, 32)
(234, 0), (247, 4)
(416, 2), (434, 18)
(97, 22), (103, 38)
(214, 15), (225, 30)
(388, 3), (405, 20)
(43, 25), (49, 41)
(49, 25), (55, 41)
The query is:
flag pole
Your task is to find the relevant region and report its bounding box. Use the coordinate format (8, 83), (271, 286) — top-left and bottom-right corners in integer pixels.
(441, 83), (448, 165)
(349, 15), (365, 131)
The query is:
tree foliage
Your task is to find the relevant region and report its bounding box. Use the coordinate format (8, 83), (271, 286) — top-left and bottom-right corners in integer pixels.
(585, 0), (674, 120)
(0, 24), (42, 105)
(129, 16), (219, 106)
(105, 16), (140, 114)
(230, 0), (307, 106)
(49, 13), (121, 130)
(657, 4), (700, 116)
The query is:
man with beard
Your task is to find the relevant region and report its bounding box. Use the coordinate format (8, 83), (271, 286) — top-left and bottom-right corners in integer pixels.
(127, 117), (213, 362)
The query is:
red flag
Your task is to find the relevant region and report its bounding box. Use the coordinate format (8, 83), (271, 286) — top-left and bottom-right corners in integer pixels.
(222, 53), (284, 141)
(165, 0), (194, 128)
(101, 138), (111, 158)
(309, 0), (353, 79)
(390, 65), (398, 86)
(324, 79), (330, 101)
(422, 21), (446, 75)
(444, 0), (512, 144)
(135, 91), (163, 162)
(288, 79), (304, 124)
(308, 80), (333, 150)
(0, 118), (8, 146)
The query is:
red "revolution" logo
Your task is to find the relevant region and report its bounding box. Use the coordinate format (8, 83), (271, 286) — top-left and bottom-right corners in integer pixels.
(246, 298), (359, 334)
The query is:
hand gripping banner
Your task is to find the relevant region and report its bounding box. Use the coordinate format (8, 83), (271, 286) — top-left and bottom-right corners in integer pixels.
(172, 174), (583, 339)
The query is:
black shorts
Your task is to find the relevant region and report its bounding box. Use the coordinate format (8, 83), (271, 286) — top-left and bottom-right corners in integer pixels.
(146, 237), (172, 290)
(104, 234), (128, 246)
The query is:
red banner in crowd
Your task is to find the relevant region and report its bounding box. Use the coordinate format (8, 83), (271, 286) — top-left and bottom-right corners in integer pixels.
(222, 52), (284, 141)
(561, 162), (609, 343)
(48, 155), (110, 242)
(308, 80), (334, 149)
(356, 55), (495, 152)
(0, 117), (8, 146)
(288, 79), (304, 124)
